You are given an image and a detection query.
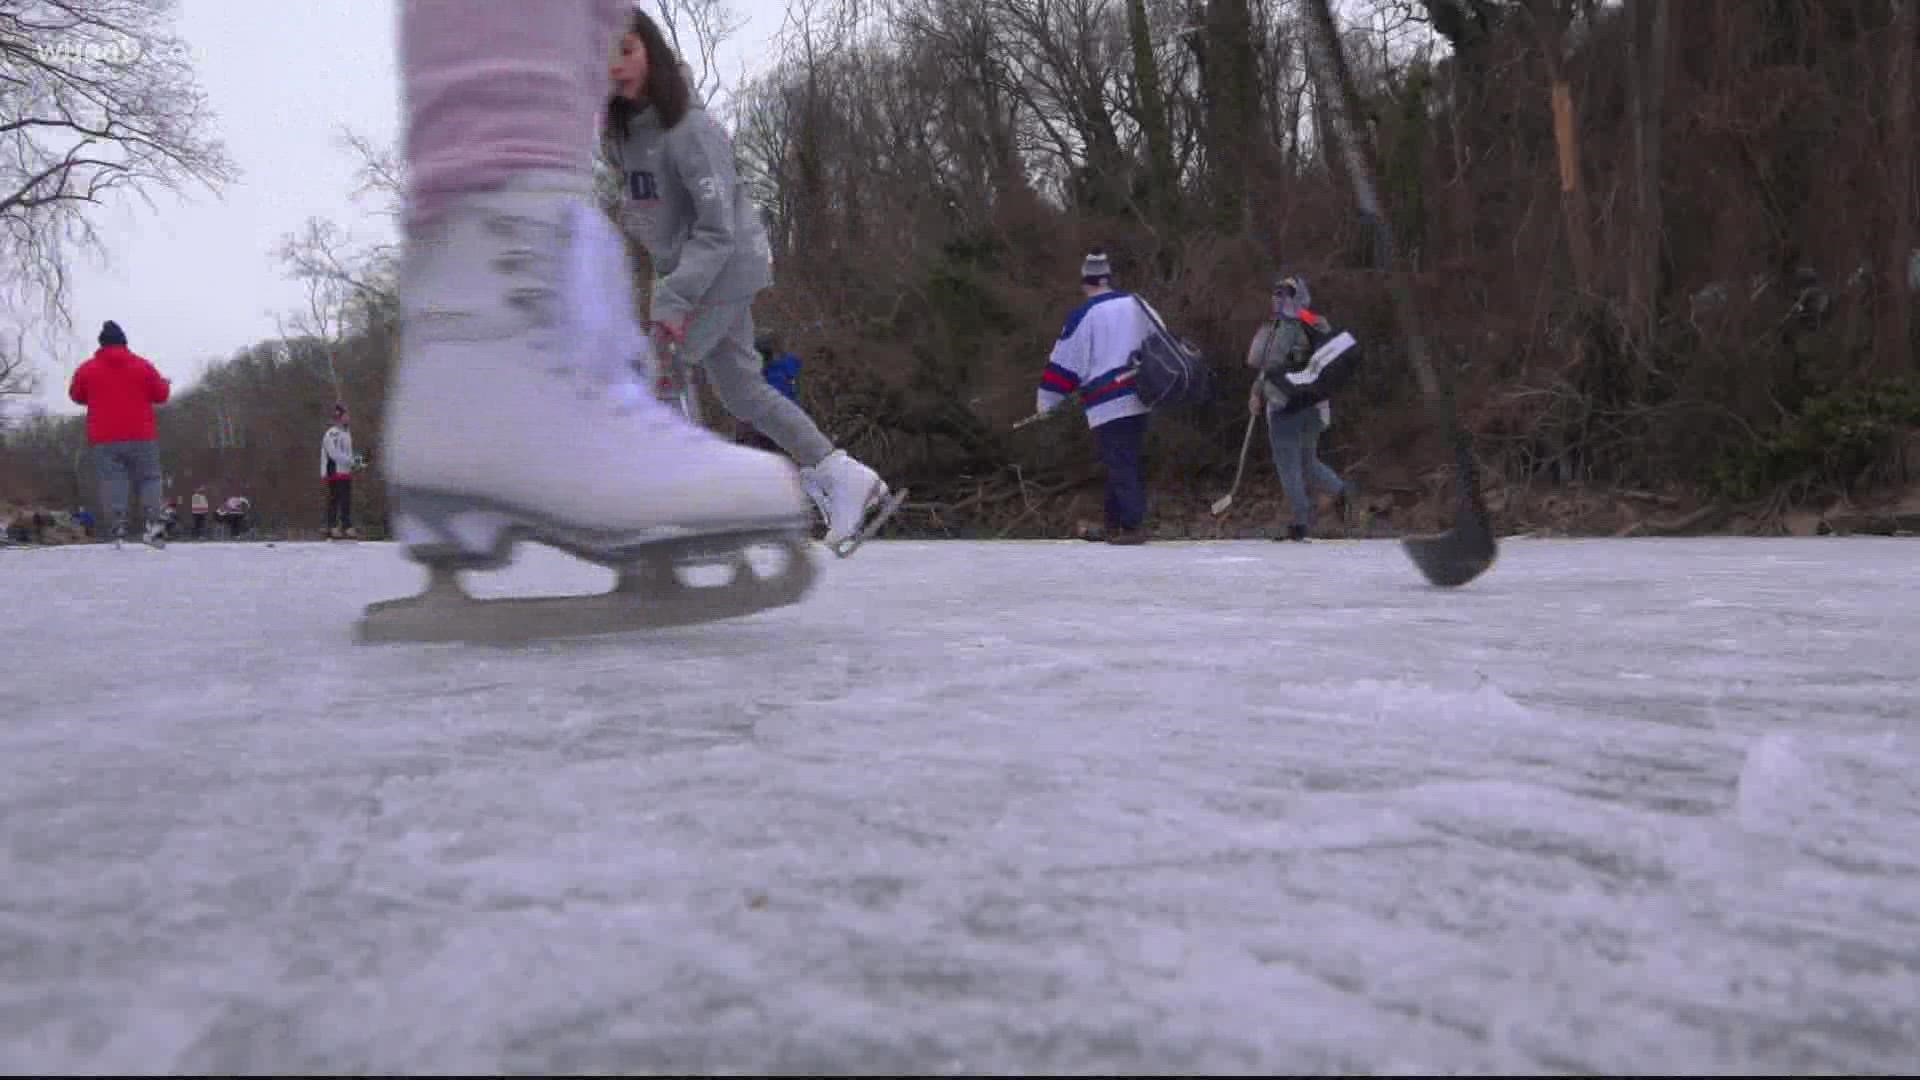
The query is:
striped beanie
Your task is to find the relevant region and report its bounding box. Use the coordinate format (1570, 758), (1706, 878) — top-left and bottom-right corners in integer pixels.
(1080, 248), (1112, 285)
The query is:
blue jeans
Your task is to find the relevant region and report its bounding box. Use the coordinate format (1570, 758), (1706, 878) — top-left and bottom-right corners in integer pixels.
(1266, 405), (1343, 527)
(1094, 412), (1149, 530)
(93, 440), (163, 534)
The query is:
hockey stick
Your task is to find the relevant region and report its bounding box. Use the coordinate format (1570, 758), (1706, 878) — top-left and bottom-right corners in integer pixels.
(1303, 0), (1497, 588)
(1012, 364), (1141, 431)
(1011, 406), (1061, 431)
(1211, 409), (1261, 515)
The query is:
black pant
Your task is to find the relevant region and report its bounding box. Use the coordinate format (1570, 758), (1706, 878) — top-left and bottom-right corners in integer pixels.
(192, 512), (206, 538)
(326, 478), (353, 530)
(1094, 412), (1149, 530)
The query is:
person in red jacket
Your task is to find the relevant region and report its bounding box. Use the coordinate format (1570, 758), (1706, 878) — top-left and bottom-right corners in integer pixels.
(68, 321), (172, 547)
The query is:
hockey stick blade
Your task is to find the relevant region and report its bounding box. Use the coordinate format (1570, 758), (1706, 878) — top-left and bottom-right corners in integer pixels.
(1402, 434), (1498, 585)
(1211, 411), (1261, 516)
(1305, 0), (1497, 588)
(1402, 490), (1497, 587)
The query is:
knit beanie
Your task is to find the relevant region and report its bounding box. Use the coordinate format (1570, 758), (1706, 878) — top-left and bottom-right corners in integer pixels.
(98, 320), (127, 347)
(1080, 248), (1112, 285)
(1271, 275), (1310, 320)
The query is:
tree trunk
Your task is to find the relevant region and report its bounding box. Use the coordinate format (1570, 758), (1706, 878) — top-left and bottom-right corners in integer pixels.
(1626, 0), (1668, 352)
(1544, 54), (1596, 296)
(1198, 0), (1260, 233)
(793, 73), (830, 258)
(1125, 0), (1177, 219)
(1878, 0), (1915, 376)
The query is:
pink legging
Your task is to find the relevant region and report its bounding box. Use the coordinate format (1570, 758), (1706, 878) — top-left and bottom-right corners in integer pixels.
(400, 0), (627, 229)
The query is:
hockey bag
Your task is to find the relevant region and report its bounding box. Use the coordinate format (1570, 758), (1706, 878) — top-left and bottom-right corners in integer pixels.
(1129, 297), (1214, 409)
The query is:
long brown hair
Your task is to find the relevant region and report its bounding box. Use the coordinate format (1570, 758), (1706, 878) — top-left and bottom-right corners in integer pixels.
(604, 6), (690, 143)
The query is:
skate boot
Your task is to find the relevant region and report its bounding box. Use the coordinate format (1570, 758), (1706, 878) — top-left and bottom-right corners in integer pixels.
(356, 172), (817, 645)
(800, 449), (907, 558)
(141, 516), (167, 550)
(800, 471), (831, 533)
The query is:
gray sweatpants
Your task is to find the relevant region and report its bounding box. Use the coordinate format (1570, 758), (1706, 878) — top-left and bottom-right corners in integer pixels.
(94, 440), (164, 532)
(681, 299), (835, 467)
(1266, 405), (1344, 527)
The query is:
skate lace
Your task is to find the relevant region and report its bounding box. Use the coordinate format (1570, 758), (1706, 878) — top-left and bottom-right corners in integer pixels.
(496, 200), (710, 444)
(603, 375), (712, 441)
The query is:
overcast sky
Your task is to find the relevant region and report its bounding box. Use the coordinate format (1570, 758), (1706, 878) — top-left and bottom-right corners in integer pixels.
(29, 0), (785, 418)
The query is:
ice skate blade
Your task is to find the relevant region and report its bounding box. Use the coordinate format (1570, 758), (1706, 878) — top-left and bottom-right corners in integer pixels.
(354, 531), (817, 645)
(828, 487), (908, 558)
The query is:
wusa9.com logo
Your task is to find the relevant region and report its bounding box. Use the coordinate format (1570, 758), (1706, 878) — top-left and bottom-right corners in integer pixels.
(35, 35), (146, 66)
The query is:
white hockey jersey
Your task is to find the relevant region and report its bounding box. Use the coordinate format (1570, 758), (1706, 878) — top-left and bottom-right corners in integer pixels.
(321, 424), (354, 480)
(1037, 289), (1158, 429)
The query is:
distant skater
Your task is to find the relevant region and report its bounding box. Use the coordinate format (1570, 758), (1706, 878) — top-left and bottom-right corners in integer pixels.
(68, 320), (172, 548)
(322, 403), (360, 539)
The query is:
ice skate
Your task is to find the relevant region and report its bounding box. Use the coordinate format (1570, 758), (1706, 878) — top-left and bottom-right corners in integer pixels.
(800, 471), (830, 531)
(355, 174), (817, 646)
(141, 517), (167, 550)
(801, 449), (906, 558)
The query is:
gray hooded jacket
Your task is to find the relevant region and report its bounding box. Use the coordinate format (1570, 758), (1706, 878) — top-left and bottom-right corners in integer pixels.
(1247, 277), (1358, 420)
(608, 92), (773, 326)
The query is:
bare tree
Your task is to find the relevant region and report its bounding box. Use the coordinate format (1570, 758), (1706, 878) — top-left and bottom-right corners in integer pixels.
(1878, 0), (1914, 377)
(274, 130), (401, 410)
(0, 0), (236, 327)
(1519, 0), (1596, 297)
(1625, 0), (1667, 353)
(650, 0), (748, 105)
(0, 324), (38, 406)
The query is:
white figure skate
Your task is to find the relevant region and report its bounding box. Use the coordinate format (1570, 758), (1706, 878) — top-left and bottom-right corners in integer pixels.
(801, 449), (907, 558)
(800, 471), (830, 531)
(356, 173), (818, 645)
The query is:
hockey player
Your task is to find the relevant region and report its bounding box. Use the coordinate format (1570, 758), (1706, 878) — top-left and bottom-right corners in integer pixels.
(358, 0), (819, 644)
(1247, 275), (1358, 541)
(321, 403), (359, 539)
(1035, 249), (1159, 545)
(604, 7), (901, 558)
(68, 320), (171, 549)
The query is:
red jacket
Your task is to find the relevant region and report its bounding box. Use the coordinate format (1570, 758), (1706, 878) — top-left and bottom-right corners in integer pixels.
(69, 346), (171, 444)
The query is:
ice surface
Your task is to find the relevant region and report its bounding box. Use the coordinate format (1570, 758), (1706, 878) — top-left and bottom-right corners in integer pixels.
(2, 536), (1917, 1074)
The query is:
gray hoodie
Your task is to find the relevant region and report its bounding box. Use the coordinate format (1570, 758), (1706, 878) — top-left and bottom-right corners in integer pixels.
(609, 95), (774, 326)
(1246, 278), (1357, 420)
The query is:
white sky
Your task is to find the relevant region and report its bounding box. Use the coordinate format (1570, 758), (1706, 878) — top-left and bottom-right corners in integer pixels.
(27, 0), (786, 418)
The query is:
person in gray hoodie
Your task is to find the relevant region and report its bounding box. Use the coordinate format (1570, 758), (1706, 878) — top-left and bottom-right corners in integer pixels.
(1247, 275), (1359, 541)
(603, 7), (899, 555)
